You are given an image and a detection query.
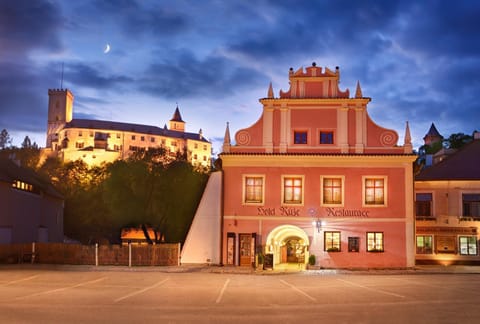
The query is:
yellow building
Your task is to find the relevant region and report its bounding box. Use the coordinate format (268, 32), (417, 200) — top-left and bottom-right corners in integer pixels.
(44, 89), (211, 167)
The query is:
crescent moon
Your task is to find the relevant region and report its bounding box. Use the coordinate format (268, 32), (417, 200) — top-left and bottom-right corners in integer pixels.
(104, 43), (111, 54)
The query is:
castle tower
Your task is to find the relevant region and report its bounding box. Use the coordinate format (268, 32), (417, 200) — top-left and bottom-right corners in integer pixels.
(423, 123), (443, 146)
(46, 89), (74, 148)
(169, 105), (185, 132)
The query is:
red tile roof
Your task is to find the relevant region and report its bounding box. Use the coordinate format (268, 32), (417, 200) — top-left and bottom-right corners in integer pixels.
(416, 139), (480, 181)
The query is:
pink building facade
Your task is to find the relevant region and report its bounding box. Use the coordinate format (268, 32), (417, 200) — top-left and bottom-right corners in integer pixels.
(219, 63), (416, 269)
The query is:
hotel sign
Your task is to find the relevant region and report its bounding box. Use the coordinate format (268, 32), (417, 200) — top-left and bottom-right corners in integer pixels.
(256, 206), (369, 217)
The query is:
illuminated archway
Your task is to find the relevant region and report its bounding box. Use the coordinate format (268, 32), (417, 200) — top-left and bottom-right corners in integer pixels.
(265, 225), (310, 265)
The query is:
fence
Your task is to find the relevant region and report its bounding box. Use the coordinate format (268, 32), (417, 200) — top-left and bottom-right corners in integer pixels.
(0, 242), (180, 266)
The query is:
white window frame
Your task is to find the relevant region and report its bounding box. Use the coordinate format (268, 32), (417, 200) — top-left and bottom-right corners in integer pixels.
(362, 176), (388, 207)
(321, 175), (345, 207)
(281, 175), (305, 206)
(242, 175), (265, 206)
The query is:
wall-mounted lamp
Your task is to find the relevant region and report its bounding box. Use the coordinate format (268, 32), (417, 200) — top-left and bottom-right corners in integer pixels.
(312, 219), (325, 233)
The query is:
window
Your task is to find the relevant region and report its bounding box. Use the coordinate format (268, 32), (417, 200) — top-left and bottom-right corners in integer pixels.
(322, 177), (343, 205)
(416, 235), (433, 254)
(116, 133), (121, 139)
(462, 194), (480, 219)
(416, 193), (433, 218)
(244, 176), (264, 204)
(348, 237), (360, 252)
(78, 131), (83, 137)
(367, 232), (384, 252)
(75, 142), (84, 149)
(114, 144), (121, 151)
(171, 141), (177, 147)
(131, 135), (136, 140)
(293, 131), (308, 144)
(141, 136), (145, 141)
(282, 176), (303, 204)
(194, 143), (198, 149)
(364, 177), (386, 206)
(12, 180), (32, 192)
(203, 145), (207, 150)
(193, 154), (197, 159)
(150, 137), (155, 143)
(89, 131), (94, 137)
(320, 131), (334, 144)
(324, 232), (341, 252)
(459, 236), (477, 255)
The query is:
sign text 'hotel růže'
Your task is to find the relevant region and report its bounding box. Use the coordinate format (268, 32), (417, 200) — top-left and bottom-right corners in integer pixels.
(257, 207), (369, 217)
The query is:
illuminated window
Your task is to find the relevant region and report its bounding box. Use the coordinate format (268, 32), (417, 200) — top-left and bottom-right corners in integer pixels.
(364, 177), (386, 206)
(416, 193), (433, 218)
(367, 232), (384, 252)
(319, 131), (334, 144)
(293, 131), (308, 144)
(12, 180), (35, 194)
(459, 236), (477, 255)
(282, 176), (303, 204)
(416, 235), (433, 254)
(462, 194), (480, 219)
(322, 177), (343, 205)
(244, 176), (264, 204)
(324, 232), (341, 252)
(348, 237), (360, 252)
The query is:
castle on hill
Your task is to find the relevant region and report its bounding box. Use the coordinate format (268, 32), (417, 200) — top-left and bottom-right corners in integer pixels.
(43, 89), (211, 167)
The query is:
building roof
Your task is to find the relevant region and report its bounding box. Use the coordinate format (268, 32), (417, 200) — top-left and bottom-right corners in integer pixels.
(170, 106), (185, 122)
(0, 158), (63, 199)
(423, 123), (443, 141)
(64, 118), (210, 143)
(416, 139), (480, 181)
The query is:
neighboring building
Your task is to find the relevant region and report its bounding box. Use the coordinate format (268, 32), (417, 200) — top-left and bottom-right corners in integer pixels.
(0, 158), (64, 244)
(43, 89), (212, 168)
(415, 131), (480, 265)
(183, 63), (416, 268)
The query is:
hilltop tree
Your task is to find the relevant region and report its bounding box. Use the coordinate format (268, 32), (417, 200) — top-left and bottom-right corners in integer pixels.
(0, 129), (12, 149)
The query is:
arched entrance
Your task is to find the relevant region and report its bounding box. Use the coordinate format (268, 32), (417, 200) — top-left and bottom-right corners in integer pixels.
(265, 225), (310, 266)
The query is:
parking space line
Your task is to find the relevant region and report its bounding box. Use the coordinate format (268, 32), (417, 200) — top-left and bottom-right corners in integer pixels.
(114, 278), (169, 303)
(280, 279), (317, 301)
(1, 275), (39, 286)
(15, 277), (107, 300)
(215, 278), (230, 304)
(337, 278), (405, 298)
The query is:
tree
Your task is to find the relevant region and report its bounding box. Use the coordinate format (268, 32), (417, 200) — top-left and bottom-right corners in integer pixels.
(0, 129), (12, 149)
(21, 135), (32, 148)
(443, 133), (473, 149)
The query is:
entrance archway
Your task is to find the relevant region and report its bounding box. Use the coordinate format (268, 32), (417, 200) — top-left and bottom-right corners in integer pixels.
(265, 225), (310, 266)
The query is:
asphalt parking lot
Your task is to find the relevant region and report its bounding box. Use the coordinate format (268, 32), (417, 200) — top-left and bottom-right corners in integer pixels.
(1, 265), (480, 323)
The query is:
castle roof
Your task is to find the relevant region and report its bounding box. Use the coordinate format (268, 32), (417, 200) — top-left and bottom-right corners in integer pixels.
(170, 106), (185, 122)
(424, 123), (442, 139)
(416, 138), (480, 181)
(64, 119), (210, 143)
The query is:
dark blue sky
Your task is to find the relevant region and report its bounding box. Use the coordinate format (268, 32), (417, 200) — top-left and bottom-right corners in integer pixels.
(1, 0), (479, 153)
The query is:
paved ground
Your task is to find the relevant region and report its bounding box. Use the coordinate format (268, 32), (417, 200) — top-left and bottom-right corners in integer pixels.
(1, 264), (480, 323)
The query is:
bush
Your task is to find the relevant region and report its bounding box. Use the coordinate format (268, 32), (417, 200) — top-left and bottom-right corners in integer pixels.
(308, 254), (316, 266)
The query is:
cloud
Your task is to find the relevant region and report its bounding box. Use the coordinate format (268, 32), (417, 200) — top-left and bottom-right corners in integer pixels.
(0, 0), (64, 60)
(137, 49), (268, 99)
(61, 61), (134, 90)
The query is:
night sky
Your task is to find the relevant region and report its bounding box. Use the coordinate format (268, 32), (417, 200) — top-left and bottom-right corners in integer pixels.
(1, 0), (479, 154)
